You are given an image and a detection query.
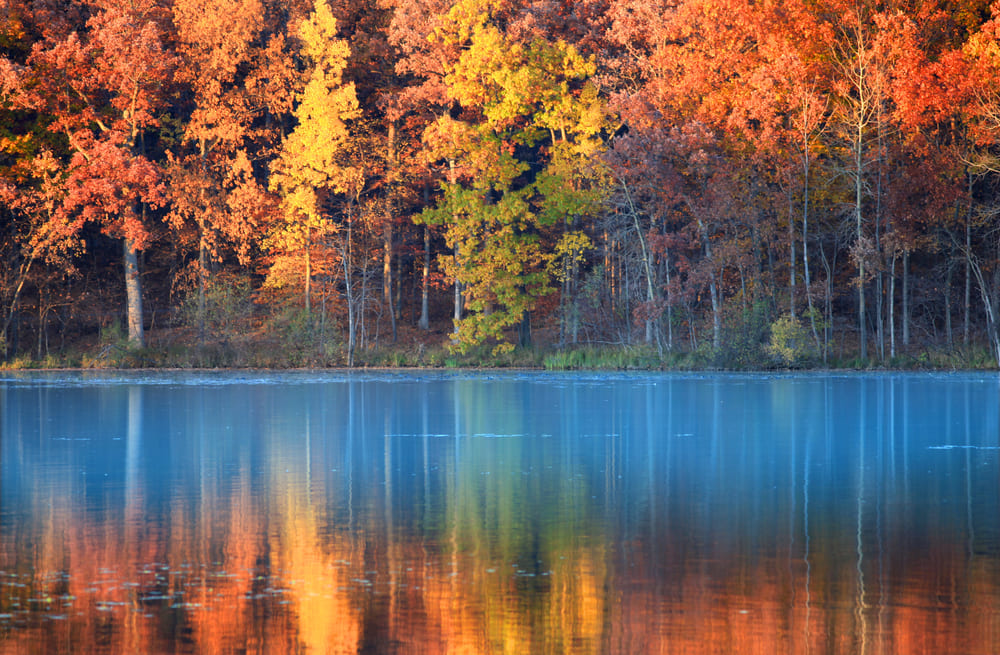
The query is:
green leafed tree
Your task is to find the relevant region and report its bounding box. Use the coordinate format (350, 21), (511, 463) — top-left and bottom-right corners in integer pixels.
(418, 2), (608, 354)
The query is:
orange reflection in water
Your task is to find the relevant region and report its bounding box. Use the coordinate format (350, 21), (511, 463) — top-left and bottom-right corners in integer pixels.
(4, 479), (1000, 655)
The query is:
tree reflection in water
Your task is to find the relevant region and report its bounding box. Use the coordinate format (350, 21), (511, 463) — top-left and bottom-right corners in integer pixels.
(1, 372), (998, 654)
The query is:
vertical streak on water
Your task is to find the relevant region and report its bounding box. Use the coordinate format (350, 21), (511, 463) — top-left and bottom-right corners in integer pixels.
(876, 379), (886, 651)
(903, 378), (910, 502)
(198, 383), (208, 562)
(385, 396), (397, 635)
(384, 399), (392, 526)
(703, 379), (720, 602)
(422, 386), (430, 533)
(803, 380), (815, 654)
(645, 383), (655, 547)
(965, 382), (974, 559)
(856, 377), (868, 655)
(348, 379), (355, 531)
(125, 385), (142, 517)
(889, 377), (897, 491)
(787, 379), (798, 644)
(451, 381), (460, 589)
(125, 383), (143, 631)
(305, 395), (312, 507)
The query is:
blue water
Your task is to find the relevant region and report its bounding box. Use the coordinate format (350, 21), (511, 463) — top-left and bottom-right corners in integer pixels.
(1, 371), (999, 653)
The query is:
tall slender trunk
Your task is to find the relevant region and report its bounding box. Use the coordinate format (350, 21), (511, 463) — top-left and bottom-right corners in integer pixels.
(902, 250), (909, 347)
(344, 203), (355, 367)
(124, 235), (144, 348)
(789, 196), (796, 319)
(702, 228), (720, 351)
(304, 223), (312, 317)
(945, 256), (953, 346)
(856, 161), (867, 361)
(448, 159), (462, 337)
(383, 222), (395, 343)
(964, 239), (1000, 367)
(2, 252), (36, 358)
(623, 181), (662, 356)
(453, 248), (462, 325)
(384, 122), (397, 343)
(889, 255), (896, 359)
(710, 272), (721, 351)
(820, 244), (834, 365)
(965, 200), (972, 345)
(197, 138), (208, 345)
(665, 249), (673, 352)
(802, 160), (820, 350)
(198, 230), (207, 343)
(419, 223), (430, 330)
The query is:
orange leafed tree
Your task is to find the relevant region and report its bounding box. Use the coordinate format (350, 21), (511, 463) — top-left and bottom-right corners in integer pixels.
(168, 0), (299, 339)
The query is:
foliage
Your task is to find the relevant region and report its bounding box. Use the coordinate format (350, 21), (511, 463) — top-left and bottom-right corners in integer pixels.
(266, 0), (361, 312)
(543, 345), (663, 370)
(179, 271), (254, 337)
(2, 0), (1000, 369)
(768, 314), (811, 367)
(418, 3), (610, 355)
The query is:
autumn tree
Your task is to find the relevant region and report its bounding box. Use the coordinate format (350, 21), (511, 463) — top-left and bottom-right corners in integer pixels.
(1, 0), (175, 347)
(956, 3), (1000, 365)
(168, 0), (301, 341)
(266, 0), (361, 353)
(418, 0), (608, 353)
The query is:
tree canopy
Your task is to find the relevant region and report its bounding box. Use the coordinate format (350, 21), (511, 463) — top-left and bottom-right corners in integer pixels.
(3, 0), (1000, 366)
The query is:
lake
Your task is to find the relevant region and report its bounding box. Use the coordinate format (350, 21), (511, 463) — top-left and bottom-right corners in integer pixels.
(1, 371), (999, 654)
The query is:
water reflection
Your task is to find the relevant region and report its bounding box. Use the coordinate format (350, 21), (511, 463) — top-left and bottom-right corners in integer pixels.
(1, 372), (999, 654)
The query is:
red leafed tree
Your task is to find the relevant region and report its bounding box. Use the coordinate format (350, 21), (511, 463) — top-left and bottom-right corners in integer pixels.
(1, 0), (175, 347)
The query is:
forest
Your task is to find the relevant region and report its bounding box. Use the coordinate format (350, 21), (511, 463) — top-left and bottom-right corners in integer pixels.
(1, 0), (1000, 369)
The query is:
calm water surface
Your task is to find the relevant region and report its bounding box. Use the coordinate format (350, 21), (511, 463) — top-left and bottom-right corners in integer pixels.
(1, 371), (999, 654)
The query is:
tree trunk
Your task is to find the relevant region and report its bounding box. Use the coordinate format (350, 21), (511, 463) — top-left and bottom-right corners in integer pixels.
(419, 223), (430, 330)
(665, 248), (673, 352)
(384, 221), (396, 343)
(198, 229), (207, 344)
(384, 122), (397, 343)
(2, 253), (36, 359)
(889, 255), (896, 360)
(448, 158), (462, 338)
(965, 210), (971, 345)
(945, 255), (953, 347)
(789, 197), (796, 319)
(124, 236), (144, 348)
(344, 206), (355, 367)
(453, 250), (462, 326)
(965, 241), (1000, 367)
(518, 312), (531, 348)
(902, 250), (909, 347)
(856, 191), (866, 360)
(304, 226), (312, 317)
(197, 138), (209, 345)
(710, 272), (721, 351)
(624, 180), (662, 357)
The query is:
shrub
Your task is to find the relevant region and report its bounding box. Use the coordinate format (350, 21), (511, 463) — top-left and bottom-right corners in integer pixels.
(768, 314), (810, 367)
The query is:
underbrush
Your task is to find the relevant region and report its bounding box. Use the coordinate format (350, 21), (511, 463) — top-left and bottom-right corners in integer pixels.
(3, 322), (999, 371)
(542, 345), (666, 370)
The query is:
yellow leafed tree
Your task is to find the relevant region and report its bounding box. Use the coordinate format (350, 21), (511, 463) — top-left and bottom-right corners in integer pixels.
(267, 0), (361, 316)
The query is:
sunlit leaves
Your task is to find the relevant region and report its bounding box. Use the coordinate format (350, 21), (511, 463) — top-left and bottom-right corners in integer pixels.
(420, 2), (610, 353)
(266, 0), (361, 306)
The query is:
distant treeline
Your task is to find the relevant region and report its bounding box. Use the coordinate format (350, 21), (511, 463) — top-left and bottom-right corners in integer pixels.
(2, 0), (1000, 367)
